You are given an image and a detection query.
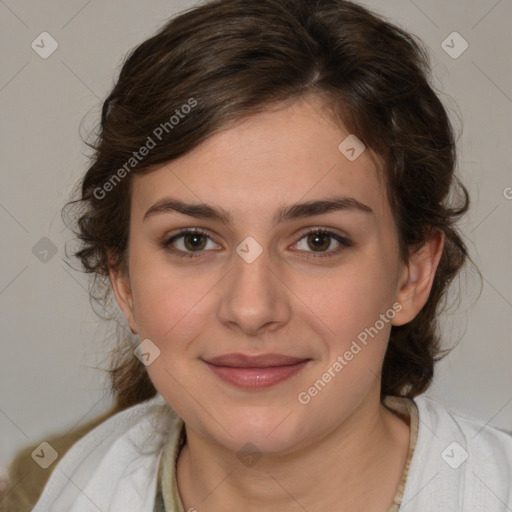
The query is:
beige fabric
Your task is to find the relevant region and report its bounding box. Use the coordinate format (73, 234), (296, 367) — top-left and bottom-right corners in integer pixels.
(384, 396), (420, 511)
(156, 395), (419, 511)
(157, 417), (186, 512)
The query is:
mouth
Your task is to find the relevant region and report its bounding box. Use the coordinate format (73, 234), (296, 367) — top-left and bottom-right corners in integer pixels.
(202, 353), (312, 389)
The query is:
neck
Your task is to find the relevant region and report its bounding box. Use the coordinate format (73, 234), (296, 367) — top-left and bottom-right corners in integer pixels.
(175, 388), (410, 512)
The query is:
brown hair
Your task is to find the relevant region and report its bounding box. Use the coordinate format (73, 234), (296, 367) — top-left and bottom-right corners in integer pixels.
(66, 0), (476, 410)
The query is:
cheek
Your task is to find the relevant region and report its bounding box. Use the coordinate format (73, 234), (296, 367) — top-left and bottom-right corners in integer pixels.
(128, 253), (223, 358)
(131, 275), (203, 341)
(292, 258), (397, 338)
(129, 266), (215, 416)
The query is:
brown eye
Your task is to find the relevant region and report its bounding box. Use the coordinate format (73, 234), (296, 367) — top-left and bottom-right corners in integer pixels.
(306, 232), (331, 252)
(293, 229), (352, 258)
(183, 232), (208, 251)
(162, 228), (220, 258)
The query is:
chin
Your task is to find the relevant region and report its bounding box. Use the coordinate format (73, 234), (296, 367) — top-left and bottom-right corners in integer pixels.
(205, 407), (309, 456)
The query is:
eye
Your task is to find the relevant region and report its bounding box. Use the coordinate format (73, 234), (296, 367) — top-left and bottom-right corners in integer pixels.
(162, 227), (352, 260)
(162, 228), (220, 258)
(292, 228), (352, 258)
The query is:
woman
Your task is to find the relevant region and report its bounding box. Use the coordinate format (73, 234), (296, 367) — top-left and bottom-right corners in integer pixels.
(3, 0), (511, 510)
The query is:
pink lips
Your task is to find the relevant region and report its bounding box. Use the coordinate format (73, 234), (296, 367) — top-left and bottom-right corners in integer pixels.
(203, 353), (310, 389)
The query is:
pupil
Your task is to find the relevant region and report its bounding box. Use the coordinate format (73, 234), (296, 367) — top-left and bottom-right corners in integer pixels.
(310, 233), (329, 251)
(185, 233), (206, 250)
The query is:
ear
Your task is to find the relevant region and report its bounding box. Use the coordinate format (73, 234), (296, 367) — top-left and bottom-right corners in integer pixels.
(108, 253), (138, 334)
(392, 228), (445, 326)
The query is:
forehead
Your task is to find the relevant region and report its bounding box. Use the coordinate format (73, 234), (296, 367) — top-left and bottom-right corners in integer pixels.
(131, 96), (391, 225)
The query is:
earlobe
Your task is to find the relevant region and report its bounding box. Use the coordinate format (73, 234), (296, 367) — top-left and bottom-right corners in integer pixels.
(392, 229), (445, 327)
(108, 257), (138, 334)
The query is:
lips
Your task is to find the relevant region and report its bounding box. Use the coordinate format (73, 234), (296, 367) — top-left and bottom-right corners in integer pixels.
(206, 353), (308, 367)
(203, 353), (311, 389)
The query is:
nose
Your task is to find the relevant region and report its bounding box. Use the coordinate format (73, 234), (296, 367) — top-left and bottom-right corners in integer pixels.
(217, 242), (292, 337)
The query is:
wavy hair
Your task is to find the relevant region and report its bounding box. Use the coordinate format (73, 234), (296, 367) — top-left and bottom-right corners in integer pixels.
(65, 0), (476, 409)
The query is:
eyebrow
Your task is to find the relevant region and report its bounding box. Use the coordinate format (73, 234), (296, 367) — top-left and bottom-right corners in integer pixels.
(143, 195), (374, 227)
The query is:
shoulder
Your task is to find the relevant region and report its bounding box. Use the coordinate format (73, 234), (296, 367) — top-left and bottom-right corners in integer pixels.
(30, 394), (180, 512)
(414, 395), (512, 467)
(402, 394), (512, 511)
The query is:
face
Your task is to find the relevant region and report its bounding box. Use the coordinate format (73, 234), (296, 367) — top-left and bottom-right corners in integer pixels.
(111, 95), (441, 456)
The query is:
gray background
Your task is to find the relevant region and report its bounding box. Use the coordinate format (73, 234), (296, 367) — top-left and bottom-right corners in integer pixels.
(1, 0), (511, 478)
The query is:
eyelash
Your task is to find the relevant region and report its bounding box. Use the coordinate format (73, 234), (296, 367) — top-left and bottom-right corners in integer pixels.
(161, 227), (353, 260)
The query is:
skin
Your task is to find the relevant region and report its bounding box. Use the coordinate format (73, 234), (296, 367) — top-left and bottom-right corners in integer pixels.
(110, 94), (444, 511)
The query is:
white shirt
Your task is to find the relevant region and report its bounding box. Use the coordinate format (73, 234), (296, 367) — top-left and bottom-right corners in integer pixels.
(31, 393), (512, 511)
